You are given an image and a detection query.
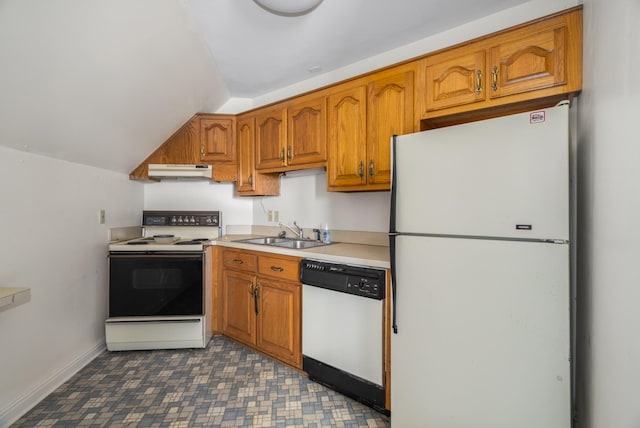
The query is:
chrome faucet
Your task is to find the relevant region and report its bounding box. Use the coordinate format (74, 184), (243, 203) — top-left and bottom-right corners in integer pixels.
(279, 221), (304, 239)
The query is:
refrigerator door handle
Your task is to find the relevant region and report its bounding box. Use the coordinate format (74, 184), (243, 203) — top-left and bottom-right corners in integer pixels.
(390, 134), (399, 334)
(389, 232), (398, 334)
(389, 135), (398, 234)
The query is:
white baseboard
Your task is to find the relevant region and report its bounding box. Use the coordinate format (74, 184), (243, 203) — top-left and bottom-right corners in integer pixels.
(0, 341), (106, 428)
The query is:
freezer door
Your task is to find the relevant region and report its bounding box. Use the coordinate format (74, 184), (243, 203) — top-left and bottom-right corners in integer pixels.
(391, 235), (571, 428)
(393, 104), (569, 240)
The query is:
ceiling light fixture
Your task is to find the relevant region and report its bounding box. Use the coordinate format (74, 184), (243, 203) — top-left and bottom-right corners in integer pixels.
(253, 0), (323, 16)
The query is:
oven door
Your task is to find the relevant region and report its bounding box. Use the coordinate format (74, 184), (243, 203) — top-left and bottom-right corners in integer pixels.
(109, 252), (204, 317)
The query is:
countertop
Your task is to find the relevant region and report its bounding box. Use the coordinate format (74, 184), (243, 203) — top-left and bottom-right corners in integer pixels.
(0, 287), (30, 310)
(211, 235), (390, 269)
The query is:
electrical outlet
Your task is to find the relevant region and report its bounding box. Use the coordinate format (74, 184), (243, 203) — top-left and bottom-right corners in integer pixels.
(268, 210), (273, 222)
(99, 209), (106, 225)
(273, 210), (279, 222)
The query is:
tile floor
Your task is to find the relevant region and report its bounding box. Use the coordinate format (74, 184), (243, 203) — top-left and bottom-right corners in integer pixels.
(13, 336), (390, 427)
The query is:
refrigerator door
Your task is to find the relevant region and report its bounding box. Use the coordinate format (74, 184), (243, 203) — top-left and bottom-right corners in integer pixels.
(392, 104), (569, 240)
(391, 235), (570, 428)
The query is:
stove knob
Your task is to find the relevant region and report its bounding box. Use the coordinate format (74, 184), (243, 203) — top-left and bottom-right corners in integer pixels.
(190, 216), (196, 224)
(171, 216), (177, 225)
(177, 216), (183, 224)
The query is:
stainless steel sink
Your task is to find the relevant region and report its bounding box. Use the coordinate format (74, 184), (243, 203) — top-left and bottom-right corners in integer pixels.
(238, 237), (290, 245)
(236, 237), (328, 249)
(273, 239), (326, 249)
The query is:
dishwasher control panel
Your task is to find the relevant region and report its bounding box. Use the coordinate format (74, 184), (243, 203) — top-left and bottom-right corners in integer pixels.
(300, 259), (385, 300)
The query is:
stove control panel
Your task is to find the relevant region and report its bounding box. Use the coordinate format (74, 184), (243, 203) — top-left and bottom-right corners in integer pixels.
(143, 211), (220, 227)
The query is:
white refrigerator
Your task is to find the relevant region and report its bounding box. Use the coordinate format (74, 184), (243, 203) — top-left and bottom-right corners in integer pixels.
(389, 104), (572, 427)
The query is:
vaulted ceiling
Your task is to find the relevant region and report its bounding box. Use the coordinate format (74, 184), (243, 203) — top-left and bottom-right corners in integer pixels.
(0, 0), (532, 174)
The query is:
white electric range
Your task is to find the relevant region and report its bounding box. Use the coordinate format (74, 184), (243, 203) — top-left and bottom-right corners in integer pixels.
(106, 211), (220, 351)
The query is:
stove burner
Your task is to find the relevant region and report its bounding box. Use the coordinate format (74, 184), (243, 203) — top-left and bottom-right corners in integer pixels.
(175, 238), (210, 245)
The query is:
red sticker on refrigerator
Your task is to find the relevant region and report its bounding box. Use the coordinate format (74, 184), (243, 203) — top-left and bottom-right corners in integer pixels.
(530, 111), (546, 123)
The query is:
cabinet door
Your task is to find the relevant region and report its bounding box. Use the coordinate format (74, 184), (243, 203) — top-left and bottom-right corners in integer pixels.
(236, 115), (280, 196)
(287, 95), (327, 167)
(255, 278), (301, 368)
(199, 115), (236, 163)
(367, 68), (415, 188)
(255, 105), (287, 170)
(327, 85), (367, 189)
(488, 23), (568, 99)
(236, 116), (256, 193)
(423, 49), (486, 112)
(222, 270), (256, 346)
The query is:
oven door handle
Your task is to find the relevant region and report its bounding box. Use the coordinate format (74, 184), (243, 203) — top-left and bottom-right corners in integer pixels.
(105, 318), (202, 325)
(109, 253), (203, 260)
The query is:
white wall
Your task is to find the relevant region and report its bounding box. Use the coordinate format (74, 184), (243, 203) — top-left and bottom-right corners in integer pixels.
(577, 1), (640, 427)
(0, 146), (142, 426)
(142, 172), (390, 234)
(0, 0), (229, 174)
(252, 171), (389, 232)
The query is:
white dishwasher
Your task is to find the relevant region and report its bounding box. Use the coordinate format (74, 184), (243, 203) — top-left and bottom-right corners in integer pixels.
(300, 259), (386, 413)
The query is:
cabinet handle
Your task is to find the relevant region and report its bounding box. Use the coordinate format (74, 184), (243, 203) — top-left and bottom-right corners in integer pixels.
(287, 146), (292, 160)
(248, 281), (254, 295)
(248, 174), (253, 186)
(233, 258), (244, 264)
(200, 143), (205, 157)
(280, 147), (285, 161)
(270, 265), (284, 272)
(475, 70), (483, 94)
(491, 65), (499, 91)
(369, 160), (374, 178)
(254, 283), (260, 315)
(359, 161), (364, 179)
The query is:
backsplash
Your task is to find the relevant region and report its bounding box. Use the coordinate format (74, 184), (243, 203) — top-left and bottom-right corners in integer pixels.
(252, 170), (390, 233)
(144, 171), (390, 235)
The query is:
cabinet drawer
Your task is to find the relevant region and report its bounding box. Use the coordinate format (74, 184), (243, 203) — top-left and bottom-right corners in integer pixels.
(223, 250), (257, 272)
(258, 255), (300, 282)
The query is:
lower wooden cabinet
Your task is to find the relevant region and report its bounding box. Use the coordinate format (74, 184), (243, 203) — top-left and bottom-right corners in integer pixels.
(220, 248), (302, 368)
(222, 269), (256, 345)
(255, 277), (301, 366)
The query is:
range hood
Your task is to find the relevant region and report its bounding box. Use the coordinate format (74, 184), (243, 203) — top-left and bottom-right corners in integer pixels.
(148, 164), (212, 179)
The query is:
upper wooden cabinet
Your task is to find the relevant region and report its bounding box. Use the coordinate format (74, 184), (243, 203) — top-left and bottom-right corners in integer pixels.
(367, 67), (415, 187)
(327, 84), (367, 190)
(199, 115), (236, 163)
(255, 104), (288, 171)
(254, 96), (328, 173)
(287, 94), (327, 167)
(130, 7), (582, 193)
(130, 118), (199, 180)
(417, 7), (582, 124)
(327, 64), (415, 191)
(236, 114), (280, 196)
(129, 114), (237, 182)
